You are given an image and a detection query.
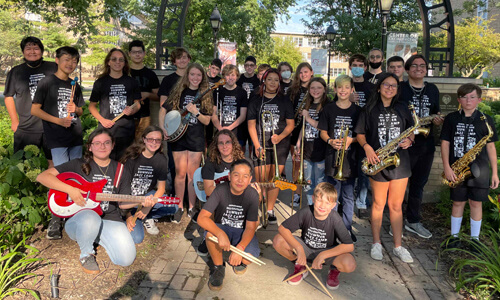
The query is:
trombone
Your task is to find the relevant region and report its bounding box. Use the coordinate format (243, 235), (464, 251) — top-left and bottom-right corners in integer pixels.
(333, 120), (349, 181)
(259, 110), (270, 228)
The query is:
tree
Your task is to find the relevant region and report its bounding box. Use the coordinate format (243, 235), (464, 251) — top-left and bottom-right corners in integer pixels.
(453, 17), (500, 78)
(253, 37), (303, 68)
(304, 0), (420, 56)
(0, 9), (26, 72)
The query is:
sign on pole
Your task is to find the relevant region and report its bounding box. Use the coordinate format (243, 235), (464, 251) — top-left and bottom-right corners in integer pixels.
(386, 32), (418, 62)
(311, 49), (328, 75)
(218, 42), (237, 67)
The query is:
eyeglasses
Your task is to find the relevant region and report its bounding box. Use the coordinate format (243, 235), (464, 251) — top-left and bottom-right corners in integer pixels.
(370, 55), (382, 59)
(381, 83), (398, 90)
(244, 64), (256, 68)
(110, 57), (125, 63)
(218, 141), (232, 146)
(410, 64), (427, 69)
(92, 140), (113, 147)
(458, 95), (479, 101)
(144, 138), (162, 144)
(130, 50), (143, 55)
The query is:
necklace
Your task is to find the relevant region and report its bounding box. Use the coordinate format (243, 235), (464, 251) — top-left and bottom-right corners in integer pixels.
(26, 61), (42, 69)
(96, 160), (111, 176)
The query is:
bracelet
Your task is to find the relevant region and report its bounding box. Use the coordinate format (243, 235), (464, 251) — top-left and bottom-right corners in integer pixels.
(195, 112), (201, 118)
(327, 138), (332, 145)
(362, 143), (368, 148)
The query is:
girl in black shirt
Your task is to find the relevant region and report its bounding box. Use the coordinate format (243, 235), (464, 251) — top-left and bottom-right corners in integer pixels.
(247, 69), (294, 224)
(162, 63), (213, 223)
(355, 73), (414, 263)
(36, 128), (155, 274)
(89, 49), (142, 161)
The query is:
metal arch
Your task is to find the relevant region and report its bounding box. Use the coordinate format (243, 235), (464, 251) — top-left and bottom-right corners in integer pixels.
(155, 0), (192, 69)
(417, 0), (455, 77)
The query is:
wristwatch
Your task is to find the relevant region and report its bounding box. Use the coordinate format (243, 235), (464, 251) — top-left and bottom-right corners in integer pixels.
(195, 112), (201, 118)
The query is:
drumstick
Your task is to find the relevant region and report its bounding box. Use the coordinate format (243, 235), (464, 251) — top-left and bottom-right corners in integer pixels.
(305, 265), (333, 299)
(131, 204), (143, 224)
(283, 268), (308, 282)
(112, 101), (138, 122)
(67, 77), (78, 120)
(207, 236), (265, 266)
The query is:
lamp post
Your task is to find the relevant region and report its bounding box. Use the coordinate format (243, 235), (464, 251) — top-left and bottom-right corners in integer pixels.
(325, 25), (337, 85)
(210, 5), (222, 59)
(379, 0), (394, 61)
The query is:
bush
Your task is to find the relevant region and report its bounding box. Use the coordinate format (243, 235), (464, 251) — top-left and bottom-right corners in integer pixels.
(0, 106), (14, 147)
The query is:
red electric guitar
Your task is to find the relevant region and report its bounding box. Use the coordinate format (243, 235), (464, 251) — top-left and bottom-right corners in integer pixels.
(48, 172), (180, 218)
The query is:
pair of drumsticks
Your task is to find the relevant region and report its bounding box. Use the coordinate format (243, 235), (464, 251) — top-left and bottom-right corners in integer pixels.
(66, 77), (78, 121)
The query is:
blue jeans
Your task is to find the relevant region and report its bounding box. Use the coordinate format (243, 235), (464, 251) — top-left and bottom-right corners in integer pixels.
(64, 210), (136, 266)
(327, 176), (355, 231)
(355, 158), (371, 208)
(303, 160), (326, 205)
(51, 145), (83, 166)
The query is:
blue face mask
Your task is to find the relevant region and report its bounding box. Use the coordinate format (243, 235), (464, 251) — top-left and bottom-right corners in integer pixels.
(351, 67), (365, 78)
(281, 71), (292, 80)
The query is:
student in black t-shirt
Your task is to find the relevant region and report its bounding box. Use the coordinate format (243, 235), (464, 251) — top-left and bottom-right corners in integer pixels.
(120, 125), (173, 238)
(198, 159), (261, 291)
(206, 58), (223, 147)
(212, 64), (248, 141)
(36, 128), (155, 274)
(318, 75), (361, 241)
(161, 63), (213, 224)
(207, 58), (222, 85)
(128, 40), (160, 139)
(355, 73), (414, 263)
(89, 48), (142, 161)
(273, 182), (356, 289)
(4, 36), (57, 167)
(236, 56), (260, 100)
(441, 84), (499, 248)
(295, 77), (328, 207)
(247, 68), (294, 224)
(278, 61), (293, 95)
(363, 48), (384, 85)
(400, 54), (443, 239)
(387, 56), (405, 82)
(32, 46), (85, 167)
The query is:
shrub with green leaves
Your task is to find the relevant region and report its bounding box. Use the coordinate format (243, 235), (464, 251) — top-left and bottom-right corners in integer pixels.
(0, 106), (14, 147)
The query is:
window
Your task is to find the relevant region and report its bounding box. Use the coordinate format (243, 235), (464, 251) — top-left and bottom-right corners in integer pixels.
(477, 0), (488, 21)
(329, 68), (347, 77)
(293, 37), (303, 47)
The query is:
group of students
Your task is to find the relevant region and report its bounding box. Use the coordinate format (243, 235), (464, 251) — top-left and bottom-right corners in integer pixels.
(4, 37), (498, 292)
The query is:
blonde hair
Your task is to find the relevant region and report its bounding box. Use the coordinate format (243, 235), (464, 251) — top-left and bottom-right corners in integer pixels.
(334, 74), (353, 88)
(167, 63), (213, 114)
(313, 182), (338, 203)
(222, 64), (240, 78)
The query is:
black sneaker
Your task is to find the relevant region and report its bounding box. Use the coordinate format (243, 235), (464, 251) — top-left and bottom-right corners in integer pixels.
(172, 208), (184, 224)
(197, 239), (209, 257)
(444, 236), (461, 250)
(208, 264), (225, 291)
(268, 210), (277, 225)
(80, 255), (100, 274)
(188, 208), (198, 223)
(469, 238), (482, 255)
(350, 231), (357, 243)
(233, 263), (247, 275)
(46, 217), (63, 240)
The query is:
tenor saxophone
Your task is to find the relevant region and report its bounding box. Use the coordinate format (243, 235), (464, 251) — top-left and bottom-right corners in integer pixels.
(361, 105), (420, 176)
(442, 114), (493, 188)
(333, 120), (349, 181)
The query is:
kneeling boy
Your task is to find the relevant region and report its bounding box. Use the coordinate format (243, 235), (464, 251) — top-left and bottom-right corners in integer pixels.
(273, 182), (356, 290)
(198, 159), (260, 291)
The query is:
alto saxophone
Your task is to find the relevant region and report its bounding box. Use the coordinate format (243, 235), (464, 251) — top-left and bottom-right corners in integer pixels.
(361, 105), (420, 176)
(442, 114), (493, 188)
(333, 120), (349, 181)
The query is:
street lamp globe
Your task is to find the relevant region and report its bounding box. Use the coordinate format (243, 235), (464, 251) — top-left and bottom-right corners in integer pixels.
(210, 5), (222, 31)
(379, 0), (394, 14)
(326, 25), (337, 43)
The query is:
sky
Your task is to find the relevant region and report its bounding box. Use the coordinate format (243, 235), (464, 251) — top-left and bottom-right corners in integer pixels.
(274, 0), (310, 34)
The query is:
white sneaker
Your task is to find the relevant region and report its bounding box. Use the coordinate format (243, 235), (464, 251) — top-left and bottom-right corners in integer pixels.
(143, 219), (159, 235)
(293, 194), (300, 207)
(370, 243), (383, 261)
(393, 246), (413, 263)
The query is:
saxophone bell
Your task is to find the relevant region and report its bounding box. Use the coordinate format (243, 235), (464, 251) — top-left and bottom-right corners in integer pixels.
(414, 127), (430, 138)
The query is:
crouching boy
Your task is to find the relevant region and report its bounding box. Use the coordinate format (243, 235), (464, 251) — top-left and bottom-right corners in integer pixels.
(273, 182), (356, 290)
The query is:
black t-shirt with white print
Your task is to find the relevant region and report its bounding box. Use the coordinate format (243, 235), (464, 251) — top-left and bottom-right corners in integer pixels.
(353, 81), (373, 108)
(202, 182), (259, 229)
(89, 75), (141, 138)
(236, 74), (260, 100)
(247, 93), (294, 150)
(281, 80), (292, 95)
(4, 61), (58, 133)
(354, 101), (413, 181)
(291, 86), (308, 141)
(122, 153), (169, 196)
(202, 159), (232, 181)
(302, 103), (327, 162)
(440, 110), (498, 188)
(33, 74), (85, 149)
(400, 81), (440, 153)
(55, 158), (127, 222)
(281, 205), (353, 249)
(158, 72), (181, 97)
(130, 67), (160, 119)
(318, 101), (361, 178)
(214, 86), (248, 137)
(162, 88), (210, 152)
(363, 71), (381, 86)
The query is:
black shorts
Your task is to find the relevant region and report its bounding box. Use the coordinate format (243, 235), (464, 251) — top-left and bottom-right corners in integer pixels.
(294, 236), (339, 263)
(252, 145), (289, 165)
(450, 185), (489, 202)
(14, 130), (52, 160)
(170, 141), (204, 153)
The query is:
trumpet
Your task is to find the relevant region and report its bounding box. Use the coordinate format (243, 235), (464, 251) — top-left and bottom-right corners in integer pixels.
(333, 121), (349, 181)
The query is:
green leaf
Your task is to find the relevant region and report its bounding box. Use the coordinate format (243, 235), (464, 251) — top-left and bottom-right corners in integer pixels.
(20, 197), (32, 207)
(28, 210), (41, 226)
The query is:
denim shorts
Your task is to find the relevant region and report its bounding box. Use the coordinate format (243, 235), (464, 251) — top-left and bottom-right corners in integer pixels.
(205, 224), (261, 257)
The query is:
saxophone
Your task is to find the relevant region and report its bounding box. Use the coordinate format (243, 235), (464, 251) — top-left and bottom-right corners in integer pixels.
(442, 114), (493, 188)
(361, 105), (420, 176)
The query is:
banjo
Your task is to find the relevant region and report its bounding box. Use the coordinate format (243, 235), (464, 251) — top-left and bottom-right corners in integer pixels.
(164, 78), (225, 143)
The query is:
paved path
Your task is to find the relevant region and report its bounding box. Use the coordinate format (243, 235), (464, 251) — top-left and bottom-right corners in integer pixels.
(132, 190), (461, 300)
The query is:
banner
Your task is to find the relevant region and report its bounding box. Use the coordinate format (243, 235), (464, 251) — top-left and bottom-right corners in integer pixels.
(311, 49), (328, 75)
(386, 32), (418, 62)
(217, 42), (237, 67)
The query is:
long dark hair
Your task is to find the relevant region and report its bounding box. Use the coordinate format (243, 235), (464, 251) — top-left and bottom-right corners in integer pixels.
(120, 125), (164, 164)
(289, 62), (313, 101)
(304, 77), (328, 113)
(258, 68), (282, 97)
(82, 128), (115, 175)
(365, 72), (401, 115)
(98, 48), (130, 79)
(208, 129), (245, 165)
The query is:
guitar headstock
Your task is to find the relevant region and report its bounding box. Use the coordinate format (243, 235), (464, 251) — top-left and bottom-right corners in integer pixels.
(158, 196), (181, 205)
(274, 180), (297, 192)
(213, 78), (226, 89)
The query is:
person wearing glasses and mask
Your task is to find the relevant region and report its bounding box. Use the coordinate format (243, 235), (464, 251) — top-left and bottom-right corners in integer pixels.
(399, 54), (443, 239)
(89, 48), (142, 161)
(363, 48), (384, 85)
